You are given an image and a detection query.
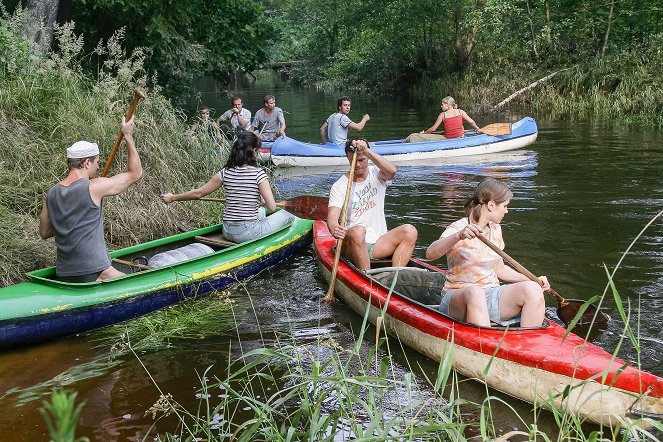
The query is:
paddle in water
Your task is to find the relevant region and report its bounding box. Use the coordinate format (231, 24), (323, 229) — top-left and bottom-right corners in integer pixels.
(476, 234), (609, 327)
(199, 195), (329, 220)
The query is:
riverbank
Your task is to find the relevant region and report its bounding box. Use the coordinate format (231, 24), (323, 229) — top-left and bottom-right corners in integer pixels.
(416, 46), (663, 130)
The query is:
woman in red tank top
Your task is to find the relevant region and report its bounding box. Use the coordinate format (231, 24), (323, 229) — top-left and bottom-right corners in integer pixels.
(424, 96), (480, 139)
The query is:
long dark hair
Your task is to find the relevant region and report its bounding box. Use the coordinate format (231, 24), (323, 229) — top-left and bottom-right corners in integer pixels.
(224, 131), (261, 168)
(464, 178), (512, 222)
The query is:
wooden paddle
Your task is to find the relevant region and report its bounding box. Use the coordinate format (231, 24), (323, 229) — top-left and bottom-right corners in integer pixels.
(199, 195), (329, 220)
(476, 234), (609, 326)
(323, 148), (359, 303)
(431, 122), (512, 137)
(101, 89), (146, 177)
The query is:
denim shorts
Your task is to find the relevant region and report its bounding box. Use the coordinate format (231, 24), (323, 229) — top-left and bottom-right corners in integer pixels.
(366, 242), (376, 260)
(223, 209), (294, 243)
(439, 285), (521, 326)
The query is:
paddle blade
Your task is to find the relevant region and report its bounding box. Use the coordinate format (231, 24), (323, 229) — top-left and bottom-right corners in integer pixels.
(277, 195), (329, 220)
(557, 298), (609, 327)
(480, 122), (512, 136)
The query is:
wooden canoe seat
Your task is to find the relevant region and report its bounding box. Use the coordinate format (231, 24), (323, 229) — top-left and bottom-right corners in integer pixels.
(194, 234), (238, 249)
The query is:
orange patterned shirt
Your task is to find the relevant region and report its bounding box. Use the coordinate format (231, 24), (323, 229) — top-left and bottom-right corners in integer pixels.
(441, 218), (505, 290)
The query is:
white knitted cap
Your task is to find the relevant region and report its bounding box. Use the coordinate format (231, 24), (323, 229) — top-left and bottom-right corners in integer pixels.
(67, 141), (100, 159)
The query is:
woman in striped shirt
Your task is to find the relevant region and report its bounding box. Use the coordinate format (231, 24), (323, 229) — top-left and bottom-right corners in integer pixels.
(161, 131), (293, 242)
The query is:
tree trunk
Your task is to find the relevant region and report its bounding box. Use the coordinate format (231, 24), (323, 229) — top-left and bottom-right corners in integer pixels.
(453, 0), (487, 69)
(525, 0), (539, 60)
(540, 0), (552, 49)
(601, 0), (616, 57)
(23, 0), (60, 52)
(422, 20), (434, 69)
(329, 22), (339, 58)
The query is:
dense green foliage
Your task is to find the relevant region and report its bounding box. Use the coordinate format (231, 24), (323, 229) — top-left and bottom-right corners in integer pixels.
(272, 0), (663, 92)
(2, 0), (274, 104)
(0, 13), (227, 284)
(269, 0), (663, 130)
(71, 0), (274, 102)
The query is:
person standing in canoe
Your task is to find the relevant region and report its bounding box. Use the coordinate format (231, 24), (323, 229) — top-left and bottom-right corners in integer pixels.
(161, 131), (294, 243)
(327, 139), (418, 271)
(249, 95), (286, 142)
(319, 96), (370, 145)
(39, 116), (142, 282)
(425, 178), (548, 327)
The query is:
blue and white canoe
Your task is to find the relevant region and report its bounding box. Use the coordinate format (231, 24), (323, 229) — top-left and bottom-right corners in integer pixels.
(262, 117), (538, 167)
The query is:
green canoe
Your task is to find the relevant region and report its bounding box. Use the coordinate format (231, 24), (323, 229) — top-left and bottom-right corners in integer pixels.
(0, 217), (313, 348)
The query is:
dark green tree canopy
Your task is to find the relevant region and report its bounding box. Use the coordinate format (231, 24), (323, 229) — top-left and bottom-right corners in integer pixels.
(3, 0), (274, 102)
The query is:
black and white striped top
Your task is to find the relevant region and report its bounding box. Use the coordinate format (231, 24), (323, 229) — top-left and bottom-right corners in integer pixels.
(219, 166), (268, 221)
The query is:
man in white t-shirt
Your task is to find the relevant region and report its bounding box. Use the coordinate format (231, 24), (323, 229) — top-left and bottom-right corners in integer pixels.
(327, 139), (418, 270)
(217, 96), (251, 133)
(320, 96), (370, 145)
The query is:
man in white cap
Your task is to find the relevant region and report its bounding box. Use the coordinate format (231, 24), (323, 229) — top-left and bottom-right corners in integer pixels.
(39, 116), (142, 282)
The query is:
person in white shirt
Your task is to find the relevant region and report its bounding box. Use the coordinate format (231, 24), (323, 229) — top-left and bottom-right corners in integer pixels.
(217, 96), (251, 134)
(327, 139), (417, 270)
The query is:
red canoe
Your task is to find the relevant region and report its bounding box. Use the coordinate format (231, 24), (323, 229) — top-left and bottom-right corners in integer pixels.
(313, 220), (663, 427)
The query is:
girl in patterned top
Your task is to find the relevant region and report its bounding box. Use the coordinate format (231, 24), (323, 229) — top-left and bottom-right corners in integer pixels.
(426, 178), (548, 327)
(161, 131), (293, 243)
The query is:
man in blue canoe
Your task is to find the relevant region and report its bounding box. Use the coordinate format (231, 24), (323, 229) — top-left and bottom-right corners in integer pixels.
(320, 96), (370, 145)
(249, 95), (286, 141)
(39, 117), (142, 282)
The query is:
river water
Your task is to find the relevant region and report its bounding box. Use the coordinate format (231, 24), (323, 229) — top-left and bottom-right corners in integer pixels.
(0, 74), (662, 440)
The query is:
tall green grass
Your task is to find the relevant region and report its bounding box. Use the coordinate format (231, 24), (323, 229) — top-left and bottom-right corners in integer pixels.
(40, 389), (89, 442)
(0, 11), (231, 285)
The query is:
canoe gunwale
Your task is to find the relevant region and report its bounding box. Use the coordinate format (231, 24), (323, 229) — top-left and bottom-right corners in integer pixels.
(26, 219), (298, 287)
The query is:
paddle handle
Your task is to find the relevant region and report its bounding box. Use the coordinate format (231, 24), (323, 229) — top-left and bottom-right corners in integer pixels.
(476, 234), (566, 304)
(430, 129), (476, 135)
(430, 123), (511, 137)
(324, 149), (358, 302)
(101, 89), (146, 177)
(197, 198), (297, 208)
(113, 258), (152, 271)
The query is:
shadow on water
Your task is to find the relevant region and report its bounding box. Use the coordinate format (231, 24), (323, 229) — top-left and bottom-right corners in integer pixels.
(0, 73), (662, 439)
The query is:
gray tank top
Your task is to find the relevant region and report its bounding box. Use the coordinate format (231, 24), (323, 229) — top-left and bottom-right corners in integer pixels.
(46, 178), (111, 277)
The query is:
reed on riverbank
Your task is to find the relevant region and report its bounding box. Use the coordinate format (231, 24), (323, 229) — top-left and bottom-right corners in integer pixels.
(0, 13), (230, 285)
(418, 39), (663, 130)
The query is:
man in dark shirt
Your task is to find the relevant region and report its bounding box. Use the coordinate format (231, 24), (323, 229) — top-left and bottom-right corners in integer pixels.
(39, 116), (142, 282)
